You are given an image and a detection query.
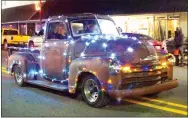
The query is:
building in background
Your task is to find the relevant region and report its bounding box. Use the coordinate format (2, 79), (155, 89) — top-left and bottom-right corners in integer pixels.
(2, 0), (188, 40)
(2, 1), (45, 36)
(112, 12), (187, 41)
(2, 1), (45, 9)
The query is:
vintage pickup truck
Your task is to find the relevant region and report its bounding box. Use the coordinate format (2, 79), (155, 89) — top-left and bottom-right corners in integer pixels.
(7, 13), (178, 107)
(2, 28), (30, 50)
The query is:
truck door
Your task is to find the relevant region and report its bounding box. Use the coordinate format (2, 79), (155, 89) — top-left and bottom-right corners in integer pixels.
(41, 20), (69, 80)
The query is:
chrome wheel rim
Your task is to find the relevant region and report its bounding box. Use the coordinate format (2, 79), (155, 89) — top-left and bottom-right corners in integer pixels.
(15, 67), (23, 83)
(84, 79), (99, 103)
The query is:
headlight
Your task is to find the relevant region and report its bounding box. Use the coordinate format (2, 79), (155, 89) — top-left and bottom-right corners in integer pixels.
(161, 62), (167, 67)
(109, 61), (132, 74)
(121, 65), (131, 73)
(109, 60), (121, 75)
(185, 55), (188, 60)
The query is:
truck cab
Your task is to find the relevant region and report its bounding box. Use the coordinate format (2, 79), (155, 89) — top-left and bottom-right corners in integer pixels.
(7, 13), (178, 107)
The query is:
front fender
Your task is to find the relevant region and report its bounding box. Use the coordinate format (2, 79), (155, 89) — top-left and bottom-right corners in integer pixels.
(68, 57), (112, 93)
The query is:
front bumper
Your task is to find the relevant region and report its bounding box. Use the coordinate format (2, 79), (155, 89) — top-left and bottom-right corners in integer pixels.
(108, 79), (178, 98)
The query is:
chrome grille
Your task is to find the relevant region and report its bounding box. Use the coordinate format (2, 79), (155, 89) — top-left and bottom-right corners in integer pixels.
(119, 69), (168, 90)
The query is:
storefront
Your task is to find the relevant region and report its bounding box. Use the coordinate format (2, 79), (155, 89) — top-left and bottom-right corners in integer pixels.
(112, 15), (154, 37)
(2, 0), (187, 39)
(111, 12), (188, 41)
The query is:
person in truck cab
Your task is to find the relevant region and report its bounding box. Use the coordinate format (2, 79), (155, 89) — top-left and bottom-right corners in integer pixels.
(85, 21), (99, 34)
(57, 23), (67, 39)
(48, 23), (67, 40)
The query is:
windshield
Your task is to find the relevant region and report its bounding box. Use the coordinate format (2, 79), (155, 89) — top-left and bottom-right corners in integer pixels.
(70, 19), (101, 37)
(70, 19), (119, 37)
(98, 19), (119, 36)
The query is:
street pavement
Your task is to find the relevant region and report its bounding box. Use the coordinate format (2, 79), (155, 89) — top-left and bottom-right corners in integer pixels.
(1, 51), (188, 117)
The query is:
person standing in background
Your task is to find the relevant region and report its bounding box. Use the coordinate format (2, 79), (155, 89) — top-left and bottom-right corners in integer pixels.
(174, 27), (184, 66)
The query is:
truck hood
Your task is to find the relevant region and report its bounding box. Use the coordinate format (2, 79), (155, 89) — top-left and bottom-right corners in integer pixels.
(81, 35), (158, 64)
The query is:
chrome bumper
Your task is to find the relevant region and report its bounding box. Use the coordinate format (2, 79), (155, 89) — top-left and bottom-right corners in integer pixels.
(108, 79), (178, 98)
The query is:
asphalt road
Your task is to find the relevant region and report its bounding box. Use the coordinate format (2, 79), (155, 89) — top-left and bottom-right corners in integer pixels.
(1, 51), (188, 117)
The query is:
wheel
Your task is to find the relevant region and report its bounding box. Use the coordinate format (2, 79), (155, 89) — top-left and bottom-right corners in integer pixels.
(81, 75), (109, 107)
(3, 40), (8, 50)
(8, 48), (13, 57)
(28, 41), (34, 48)
(14, 65), (26, 86)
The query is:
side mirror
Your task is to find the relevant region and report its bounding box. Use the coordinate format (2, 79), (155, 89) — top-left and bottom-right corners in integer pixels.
(34, 32), (38, 36)
(38, 29), (44, 36)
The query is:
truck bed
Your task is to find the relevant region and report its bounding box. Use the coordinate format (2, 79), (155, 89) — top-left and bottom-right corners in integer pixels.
(8, 47), (41, 60)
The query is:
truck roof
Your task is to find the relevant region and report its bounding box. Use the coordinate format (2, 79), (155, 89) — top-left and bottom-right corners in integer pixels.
(48, 13), (113, 22)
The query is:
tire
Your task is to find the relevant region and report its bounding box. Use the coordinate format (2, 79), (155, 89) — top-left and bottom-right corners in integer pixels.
(13, 65), (26, 86)
(3, 40), (8, 50)
(28, 41), (34, 48)
(8, 48), (13, 57)
(81, 75), (109, 107)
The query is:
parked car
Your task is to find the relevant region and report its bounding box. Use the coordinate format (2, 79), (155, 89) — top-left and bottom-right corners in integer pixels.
(1, 28), (30, 50)
(121, 33), (163, 53)
(28, 29), (44, 48)
(7, 13), (178, 107)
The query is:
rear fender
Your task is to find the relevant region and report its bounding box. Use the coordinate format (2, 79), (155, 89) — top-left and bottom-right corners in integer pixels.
(8, 52), (39, 80)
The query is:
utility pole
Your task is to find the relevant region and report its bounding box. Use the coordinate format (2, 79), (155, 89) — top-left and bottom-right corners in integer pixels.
(35, 0), (42, 29)
(39, 0), (42, 29)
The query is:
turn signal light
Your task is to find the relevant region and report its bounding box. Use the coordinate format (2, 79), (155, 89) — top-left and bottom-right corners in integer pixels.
(122, 66), (131, 73)
(161, 62), (167, 67)
(107, 79), (112, 84)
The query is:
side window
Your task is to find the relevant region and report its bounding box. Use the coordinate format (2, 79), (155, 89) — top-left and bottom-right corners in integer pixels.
(3, 30), (8, 35)
(46, 22), (68, 40)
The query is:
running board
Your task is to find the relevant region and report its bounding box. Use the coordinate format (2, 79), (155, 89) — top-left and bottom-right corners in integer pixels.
(27, 80), (68, 91)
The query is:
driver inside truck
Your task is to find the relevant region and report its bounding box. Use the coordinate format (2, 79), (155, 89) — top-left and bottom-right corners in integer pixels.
(55, 23), (67, 39)
(49, 23), (67, 40)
